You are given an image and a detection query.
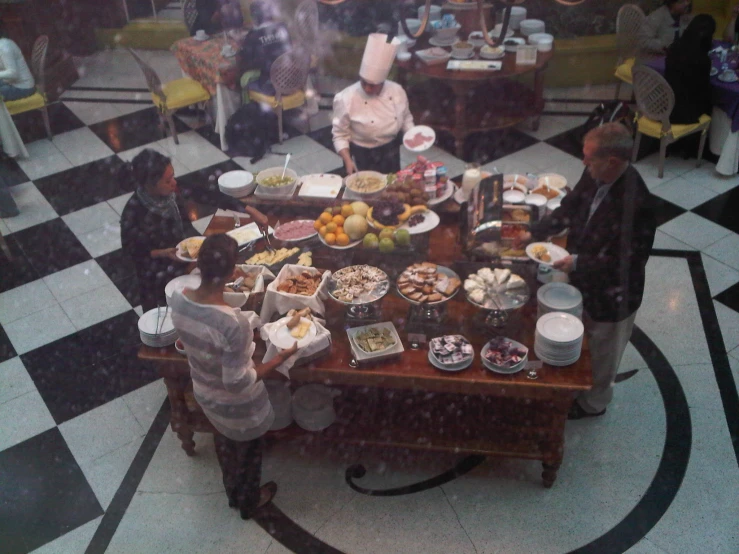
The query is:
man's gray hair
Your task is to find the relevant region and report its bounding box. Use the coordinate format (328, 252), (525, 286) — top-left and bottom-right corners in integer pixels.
(584, 122), (634, 161)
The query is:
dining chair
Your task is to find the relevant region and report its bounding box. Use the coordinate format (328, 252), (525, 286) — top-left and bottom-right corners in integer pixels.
(631, 65), (711, 178)
(5, 36), (52, 140)
(182, 0), (198, 35)
(127, 47), (211, 145)
(247, 51), (310, 144)
(614, 4), (645, 101)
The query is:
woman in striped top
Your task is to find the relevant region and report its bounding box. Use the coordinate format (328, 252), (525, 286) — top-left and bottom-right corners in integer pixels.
(170, 234), (298, 519)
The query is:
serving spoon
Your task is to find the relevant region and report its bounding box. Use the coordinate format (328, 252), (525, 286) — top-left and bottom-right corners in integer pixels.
(280, 153), (291, 179)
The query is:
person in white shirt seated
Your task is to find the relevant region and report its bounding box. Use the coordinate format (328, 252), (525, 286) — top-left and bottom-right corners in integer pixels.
(332, 33), (414, 175)
(0, 22), (36, 102)
(640, 0), (693, 57)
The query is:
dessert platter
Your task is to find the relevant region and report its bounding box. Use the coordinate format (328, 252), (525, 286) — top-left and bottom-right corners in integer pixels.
(464, 267), (530, 327)
(329, 264), (390, 319)
(396, 262), (461, 321)
(428, 334), (474, 372)
(481, 337), (529, 374)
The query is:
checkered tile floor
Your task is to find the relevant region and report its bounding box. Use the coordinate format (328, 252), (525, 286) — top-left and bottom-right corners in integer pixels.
(1, 49), (738, 554)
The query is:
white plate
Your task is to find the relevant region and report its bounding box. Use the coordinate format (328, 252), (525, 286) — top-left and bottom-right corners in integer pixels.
(429, 36), (458, 47)
(298, 174), (343, 198)
(165, 274), (202, 300)
(525, 242), (569, 267)
(546, 197), (562, 212)
(401, 209), (440, 234)
(428, 350), (472, 372)
(176, 236), (206, 262)
(347, 322), (404, 361)
(138, 306), (176, 336)
(193, 34), (209, 41)
(537, 282), (582, 311)
(403, 125), (436, 152)
(269, 317), (317, 349)
(502, 190), (525, 204)
(218, 170), (254, 194)
(428, 180), (455, 206)
(536, 312), (584, 343)
(317, 233), (361, 250)
(718, 71), (738, 83)
(272, 219), (318, 242)
(451, 50), (474, 60)
(538, 173), (567, 190)
(710, 67), (719, 77)
(525, 193), (547, 207)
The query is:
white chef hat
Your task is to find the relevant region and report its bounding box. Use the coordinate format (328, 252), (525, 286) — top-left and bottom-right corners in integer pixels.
(359, 33), (401, 85)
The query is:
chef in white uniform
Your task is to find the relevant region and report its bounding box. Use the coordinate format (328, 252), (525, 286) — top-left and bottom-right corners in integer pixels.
(332, 33), (414, 175)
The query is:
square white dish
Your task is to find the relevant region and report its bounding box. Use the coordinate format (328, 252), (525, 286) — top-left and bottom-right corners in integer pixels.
(226, 222), (275, 247)
(298, 174), (343, 199)
(347, 321), (405, 363)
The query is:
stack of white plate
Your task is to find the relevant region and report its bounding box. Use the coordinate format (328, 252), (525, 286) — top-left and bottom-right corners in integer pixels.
(508, 6), (527, 30)
(535, 312), (584, 366)
(520, 19), (545, 37)
(138, 307), (178, 347)
(218, 170), (255, 198)
(537, 282), (583, 320)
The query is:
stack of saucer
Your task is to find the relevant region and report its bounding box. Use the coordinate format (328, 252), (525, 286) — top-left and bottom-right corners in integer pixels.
(218, 170), (255, 198)
(537, 282), (583, 320)
(534, 311), (584, 366)
(138, 307), (178, 347)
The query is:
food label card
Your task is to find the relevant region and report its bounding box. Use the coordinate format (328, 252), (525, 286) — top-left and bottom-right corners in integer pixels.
(446, 60), (502, 72)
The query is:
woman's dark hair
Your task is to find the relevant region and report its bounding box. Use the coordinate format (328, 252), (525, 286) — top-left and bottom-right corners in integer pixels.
(669, 14), (716, 57)
(197, 234), (238, 283)
(127, 148), (172, 190)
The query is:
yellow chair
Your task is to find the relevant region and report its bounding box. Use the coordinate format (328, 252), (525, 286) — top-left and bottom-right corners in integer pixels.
(247, 51), (309, 144)
(631, 66), (711, 178)
(5, 36), (51, 140)
(127, 47), (211, 145)
(614, 4), (645, 101)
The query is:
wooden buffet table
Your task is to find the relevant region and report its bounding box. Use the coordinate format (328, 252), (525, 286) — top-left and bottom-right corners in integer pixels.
(396, 42), (553, 158)
(139, 213), (591, 487)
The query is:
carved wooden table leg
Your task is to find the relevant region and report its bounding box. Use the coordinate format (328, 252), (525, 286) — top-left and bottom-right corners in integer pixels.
(162, 374), (197, 456)
(176, 429), (196, 456)
(540, 395), (569, 488)
(542, 461), (561, 488)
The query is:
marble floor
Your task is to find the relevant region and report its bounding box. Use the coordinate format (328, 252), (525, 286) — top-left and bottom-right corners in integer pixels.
(1, 48), (738, 554)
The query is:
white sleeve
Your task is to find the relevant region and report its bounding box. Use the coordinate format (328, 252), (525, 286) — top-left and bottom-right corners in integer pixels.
(398, 87), (414, 133)
(332, 91), (352, 153)
(0, 42), (19, 82)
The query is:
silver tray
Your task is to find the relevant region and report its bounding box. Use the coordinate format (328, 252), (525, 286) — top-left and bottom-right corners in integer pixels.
(329, 265), (390, 305)
(396, 265), (461, 306)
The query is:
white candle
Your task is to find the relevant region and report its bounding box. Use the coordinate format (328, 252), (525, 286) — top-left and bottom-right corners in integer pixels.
(461, 165), (481, 201)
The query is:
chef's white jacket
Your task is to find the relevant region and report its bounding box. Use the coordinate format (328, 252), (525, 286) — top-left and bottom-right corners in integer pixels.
(332, 80), (414, 153)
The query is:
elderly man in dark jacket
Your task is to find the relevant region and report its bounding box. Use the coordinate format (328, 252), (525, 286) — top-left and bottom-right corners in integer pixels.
(518, 123), (657, 419)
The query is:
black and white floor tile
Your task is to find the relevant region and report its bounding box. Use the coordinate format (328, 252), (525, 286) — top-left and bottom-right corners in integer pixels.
(0, 49), (738, 553)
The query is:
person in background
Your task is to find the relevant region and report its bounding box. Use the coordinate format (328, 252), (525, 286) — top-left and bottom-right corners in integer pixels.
(120, 149), (198, 312)
(191, 0), (223, 36)
(238, 0), (292, 97)
(640, 0), (693, 57)
(332, 33), (414, 174)
(0, 21), (36, 101)
(723, 3), (739, 42)
(665, 14), (716, 125)
(169, 234), (298, 519)
(515, 124), (656, 420)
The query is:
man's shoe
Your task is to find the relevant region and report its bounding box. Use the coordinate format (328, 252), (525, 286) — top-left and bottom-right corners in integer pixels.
(568, 403), (606, 420)
(240, 482), (277, 520)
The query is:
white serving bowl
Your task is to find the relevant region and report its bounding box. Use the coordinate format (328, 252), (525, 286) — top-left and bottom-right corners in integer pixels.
(218, 170), (256, 198)
(528, 32), (554, 45)
(396, 51), (412, 62)
(503, 37), (526, 52)
(468, 31), (486, 48)
(503, 189), (526, 204)
(402, 18), (422, 36)
(520, 19), (545, 37)
(434, 25), (461, 42)
(344, 170), (388, 198)
(255, 167), (299, 196)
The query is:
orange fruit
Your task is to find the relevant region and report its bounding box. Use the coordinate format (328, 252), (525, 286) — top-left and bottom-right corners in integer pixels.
(336, 233), (350, 246)
(314, 219), (323, 231)
(336, 226), (344, 236)
(332, 214), (345, 227)
(319, 211), (333, 225)
(319, 225), (328, 237)
(325, 222), (337, 233)
(324, 232), (337, 245)
(341, 204), (354, 218)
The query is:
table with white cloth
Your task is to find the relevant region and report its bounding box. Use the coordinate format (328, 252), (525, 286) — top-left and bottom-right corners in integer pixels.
(171, 35), (243, 151)
(0, 102), (28, 159)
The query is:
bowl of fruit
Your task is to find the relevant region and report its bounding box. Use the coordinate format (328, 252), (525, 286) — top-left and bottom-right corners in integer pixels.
(313, 201), (371, 249)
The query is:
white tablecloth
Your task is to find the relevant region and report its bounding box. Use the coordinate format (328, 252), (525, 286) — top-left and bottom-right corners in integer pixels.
(0, 102), (28, 159)
(710, 106), (739, 176)
(213, 83), (241, 151)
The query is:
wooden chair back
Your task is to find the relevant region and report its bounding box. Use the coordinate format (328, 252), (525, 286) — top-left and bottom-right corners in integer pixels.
(30, 36), (48, 96)
(616, 4), (645, 62)
(183, 0), (198, 34)
(632, 65), (675, 134)
(127, 47), (166, 103)
(270, 51), (309, 100)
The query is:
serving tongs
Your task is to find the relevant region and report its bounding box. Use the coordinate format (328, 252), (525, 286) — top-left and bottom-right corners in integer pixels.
(226, 276), (245, 291)
(239, 205), (274, 252)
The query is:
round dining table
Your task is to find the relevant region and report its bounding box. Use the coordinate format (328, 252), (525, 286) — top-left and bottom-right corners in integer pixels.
(395, 41), (553, 158)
